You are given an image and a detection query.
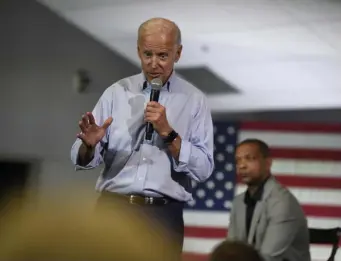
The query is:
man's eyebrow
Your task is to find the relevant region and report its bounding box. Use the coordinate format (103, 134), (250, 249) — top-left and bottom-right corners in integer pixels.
(235, 153), (253, 158)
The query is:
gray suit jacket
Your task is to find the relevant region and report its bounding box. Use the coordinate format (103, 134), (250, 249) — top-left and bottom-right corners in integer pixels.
(227, 176), (311, 261)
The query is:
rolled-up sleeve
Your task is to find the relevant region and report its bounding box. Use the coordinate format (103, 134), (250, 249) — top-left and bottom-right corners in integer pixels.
(70, 87), (114, 170)
(70, 139), (104, 170)
(173, 95), (214, 182)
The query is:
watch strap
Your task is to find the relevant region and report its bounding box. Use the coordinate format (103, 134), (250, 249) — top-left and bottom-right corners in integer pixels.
(162, 130), (178, 144)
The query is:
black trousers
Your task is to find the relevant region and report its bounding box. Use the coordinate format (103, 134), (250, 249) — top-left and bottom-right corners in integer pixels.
(96, 193), (184, 261)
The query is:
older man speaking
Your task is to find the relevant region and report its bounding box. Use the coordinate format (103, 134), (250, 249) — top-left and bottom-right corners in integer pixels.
(70, 17), (214, 259)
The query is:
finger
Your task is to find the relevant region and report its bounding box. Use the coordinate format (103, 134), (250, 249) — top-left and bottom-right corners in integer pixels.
(144, 117), (156, 124)
(145, 110), (162, 117)
(77, 133), (92, 148)
(77, 132), (87, 144)
(144, 114), (158, 123)
(82, 114), (90, 128)
(87, 112), (96, 125)
(145, 106), (159, 113)
(102, 117), (113, 129)
(147, 101), (160, 108)
(79, 120), (87, 133)
(144, 111), (157, 119)
(144, 114), (151, 123)
(77, 132), (84, 139)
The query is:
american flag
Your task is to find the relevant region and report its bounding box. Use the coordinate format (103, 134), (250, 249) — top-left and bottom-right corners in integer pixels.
(182, 121), (341, 261)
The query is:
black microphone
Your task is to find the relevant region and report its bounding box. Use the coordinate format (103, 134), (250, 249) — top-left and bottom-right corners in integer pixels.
(145, 78), (163, 140)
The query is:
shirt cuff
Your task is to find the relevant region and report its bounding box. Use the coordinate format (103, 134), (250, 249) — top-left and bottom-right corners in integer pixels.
(72, 142), (102, 171)
(173, 139), (191, 171)
(74, 157), (97, 171)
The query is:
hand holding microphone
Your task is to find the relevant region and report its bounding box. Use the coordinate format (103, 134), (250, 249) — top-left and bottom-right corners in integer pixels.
(144, 78), (172, 140)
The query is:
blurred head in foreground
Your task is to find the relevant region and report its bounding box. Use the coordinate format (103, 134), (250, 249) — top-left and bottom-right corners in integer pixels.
(0, 192), (174, 261)
(209, 240), (263, 261)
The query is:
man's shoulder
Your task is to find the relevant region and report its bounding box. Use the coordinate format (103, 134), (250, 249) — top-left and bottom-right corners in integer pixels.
(108, 73), (142, 91)
(232, 192), (245, 205)
(265, 178), (305, 213)
(267, 179), (296, 201)
(174, 73), (206, 98)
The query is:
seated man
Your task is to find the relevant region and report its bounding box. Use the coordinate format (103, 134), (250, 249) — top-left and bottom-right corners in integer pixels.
(227, 138), (311, 261)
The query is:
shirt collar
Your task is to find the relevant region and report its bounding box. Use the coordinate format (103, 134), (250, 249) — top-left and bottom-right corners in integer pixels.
(141, 70), (176, 92)
(244, 176), (270, 205)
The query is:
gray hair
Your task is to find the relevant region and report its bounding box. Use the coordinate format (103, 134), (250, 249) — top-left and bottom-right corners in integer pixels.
(138, 17), (182, 45)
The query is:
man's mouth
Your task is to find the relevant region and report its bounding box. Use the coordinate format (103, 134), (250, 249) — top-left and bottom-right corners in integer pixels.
(148, 73), (161, 78)
(239, 173), (250, 179)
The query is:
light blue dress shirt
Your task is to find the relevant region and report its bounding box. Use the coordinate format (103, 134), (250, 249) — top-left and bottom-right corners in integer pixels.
(70, 71), (214, 202)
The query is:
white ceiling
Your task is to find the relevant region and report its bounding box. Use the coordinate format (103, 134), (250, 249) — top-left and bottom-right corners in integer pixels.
(38, 0), (341, 112)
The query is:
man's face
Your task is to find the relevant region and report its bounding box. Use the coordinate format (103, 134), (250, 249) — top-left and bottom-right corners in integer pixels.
(137, 32), (182, 84)
(235, 143), (272, 186)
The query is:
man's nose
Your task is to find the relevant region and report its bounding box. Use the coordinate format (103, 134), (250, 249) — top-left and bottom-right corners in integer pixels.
(151, 56), (158, 68)
(237, 162), (247, 170)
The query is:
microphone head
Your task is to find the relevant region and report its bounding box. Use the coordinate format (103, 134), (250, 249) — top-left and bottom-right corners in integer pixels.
(150, 78), (163, 91)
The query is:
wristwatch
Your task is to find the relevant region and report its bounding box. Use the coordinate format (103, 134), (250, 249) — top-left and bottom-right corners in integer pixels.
(162, 130), (179, 144)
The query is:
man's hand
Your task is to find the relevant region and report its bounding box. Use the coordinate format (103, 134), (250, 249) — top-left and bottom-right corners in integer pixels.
(77, 112), (113, 148)
(144, 101), (172, 137)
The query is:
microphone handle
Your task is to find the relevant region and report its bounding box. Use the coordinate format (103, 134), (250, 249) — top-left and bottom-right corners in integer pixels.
(145, 89), (160, 140)
(150, 88), (160, 102)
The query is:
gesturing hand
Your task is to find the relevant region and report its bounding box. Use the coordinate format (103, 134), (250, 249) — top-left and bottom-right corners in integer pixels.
(77, 112), (113, 148)
(144, 101), (172, 137)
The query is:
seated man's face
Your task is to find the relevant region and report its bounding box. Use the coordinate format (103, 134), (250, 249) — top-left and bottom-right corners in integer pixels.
(235, 143), (271, 186)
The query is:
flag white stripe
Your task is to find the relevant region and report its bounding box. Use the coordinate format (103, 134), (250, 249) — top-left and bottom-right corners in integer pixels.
(235, 185), (341, 206)
(184, 211), (341, 229)
(239, 131), (341, 150)
(271, 159), (341, 177)
(184, 211), (231, 228)
(183, 238), (341, 260)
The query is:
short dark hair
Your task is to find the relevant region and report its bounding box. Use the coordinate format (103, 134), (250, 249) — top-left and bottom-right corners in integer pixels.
(237, 138), (270, 158)
(209, 240), (264, 261)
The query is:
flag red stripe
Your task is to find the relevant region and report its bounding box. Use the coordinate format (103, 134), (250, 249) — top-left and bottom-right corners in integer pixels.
(270, 148), (341, 161)
(184, 206), (341, 238)
(240, 122), (341, 133)
(184, 206), (340, 239)
(182, 253), (207, 261)
(273, 175), (341, 189)
(236, 175), (341, 189)
(303, 205), (341, 218)
(182, 252), (335, 261)
(184, 227), (341, 247)
(185, 226), (227, 238)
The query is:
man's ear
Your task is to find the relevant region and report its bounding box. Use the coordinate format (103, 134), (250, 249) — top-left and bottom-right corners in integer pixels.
(137, 45), (141, 59)
(175, 45), (182, 63)
(266, 157), (273, 171)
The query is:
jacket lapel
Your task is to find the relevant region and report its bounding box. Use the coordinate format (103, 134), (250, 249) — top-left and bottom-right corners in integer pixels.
(247, 176), (277, 245)
(237, 198), (247, 239)
(247, 201), (264, 244)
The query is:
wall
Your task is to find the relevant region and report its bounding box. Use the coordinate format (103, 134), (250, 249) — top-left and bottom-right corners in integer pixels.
(0, 0), (139, 200)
